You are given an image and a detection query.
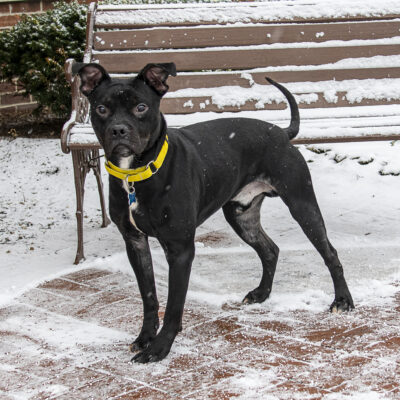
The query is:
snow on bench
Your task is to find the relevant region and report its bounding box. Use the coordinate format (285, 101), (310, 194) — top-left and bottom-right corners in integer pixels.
(95, 0), (400, 27)
(68, 105), (400, 149)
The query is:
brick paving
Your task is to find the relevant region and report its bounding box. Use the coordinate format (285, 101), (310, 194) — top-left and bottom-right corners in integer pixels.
(1, 267), (399, 399)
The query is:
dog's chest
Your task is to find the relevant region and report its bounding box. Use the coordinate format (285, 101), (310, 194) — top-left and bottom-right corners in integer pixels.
(118, 157), (141, 228)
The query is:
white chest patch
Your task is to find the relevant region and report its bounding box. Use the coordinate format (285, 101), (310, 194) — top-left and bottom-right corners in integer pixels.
(118, 156), (133, 193)
(232, 180), (276, 206)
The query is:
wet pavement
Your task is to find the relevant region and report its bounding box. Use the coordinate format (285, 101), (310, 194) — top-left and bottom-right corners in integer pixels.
(1, 267), (399, 399)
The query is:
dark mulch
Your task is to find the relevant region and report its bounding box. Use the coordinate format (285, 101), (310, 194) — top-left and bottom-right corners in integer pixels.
(0, 112), (65, 138)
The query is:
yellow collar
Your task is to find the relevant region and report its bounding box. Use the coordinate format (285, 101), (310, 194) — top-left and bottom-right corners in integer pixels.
(105, 135), (169, 182)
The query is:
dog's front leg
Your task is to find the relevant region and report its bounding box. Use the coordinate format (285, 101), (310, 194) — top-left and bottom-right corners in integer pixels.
(121, 231), (160, 353)
(132, 240), (195, 363)
(109, 183), (160, 353)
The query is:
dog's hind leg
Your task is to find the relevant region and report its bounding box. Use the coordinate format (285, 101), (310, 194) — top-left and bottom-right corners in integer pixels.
(274, 145), (354, 312)
(223, 194), (279, 304)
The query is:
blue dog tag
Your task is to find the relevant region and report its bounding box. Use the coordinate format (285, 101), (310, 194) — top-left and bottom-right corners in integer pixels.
(128, 189), (136, 205)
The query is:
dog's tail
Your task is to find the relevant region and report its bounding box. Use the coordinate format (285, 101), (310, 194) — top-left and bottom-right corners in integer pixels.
(265, 77), (300, 140)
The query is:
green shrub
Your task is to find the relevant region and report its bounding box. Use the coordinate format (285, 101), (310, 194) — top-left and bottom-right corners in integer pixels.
(0, 1), (87, 117)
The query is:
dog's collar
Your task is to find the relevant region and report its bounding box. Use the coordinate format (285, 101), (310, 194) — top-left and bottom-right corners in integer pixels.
(105, 135), (169, 182)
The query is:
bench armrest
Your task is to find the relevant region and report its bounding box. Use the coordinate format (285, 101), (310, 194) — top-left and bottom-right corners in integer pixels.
(61, 58), (90, 154)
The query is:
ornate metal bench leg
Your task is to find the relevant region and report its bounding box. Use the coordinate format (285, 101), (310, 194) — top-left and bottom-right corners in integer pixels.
(90, 149), (111, 228)
(72, 149), (89, 264)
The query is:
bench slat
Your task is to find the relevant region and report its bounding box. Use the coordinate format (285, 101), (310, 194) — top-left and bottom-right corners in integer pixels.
(161, 94), (400, 115)
(95, 2), (400, 29)
(111, 67), (400, 91)
(167, 67), (400, 91)
(96, 16), (400, 30)
(93, 20), (400, 51)
(94, 44), (400, 73)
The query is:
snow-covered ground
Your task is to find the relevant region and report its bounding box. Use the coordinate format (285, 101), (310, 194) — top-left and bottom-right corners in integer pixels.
(1, 132), (400, 399)
(1, 134), (399, 309)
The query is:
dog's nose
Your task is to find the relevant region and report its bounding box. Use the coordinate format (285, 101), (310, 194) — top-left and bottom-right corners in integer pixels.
(111, 124), (129, 137)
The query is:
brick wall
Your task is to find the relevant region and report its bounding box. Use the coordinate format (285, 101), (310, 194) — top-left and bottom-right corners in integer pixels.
(0, 0), (56, 30)
(0, 78), (36, 116)
(0, 1), (57, 116)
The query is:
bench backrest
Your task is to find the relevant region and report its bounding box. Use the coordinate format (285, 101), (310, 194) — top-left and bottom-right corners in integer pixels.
(84, 1), (400, 116)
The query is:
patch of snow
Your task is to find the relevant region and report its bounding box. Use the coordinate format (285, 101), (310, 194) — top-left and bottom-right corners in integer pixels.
(324, 89), (338, 103)
(166, 78), (400, 110)
(183, 99), (194, 108)
(1, 127), (400, 399)
(1, 136), (399, 308)
(96, 0), (400, 26)
(325, 392), (390, 400)
(166, 104), (400, 140)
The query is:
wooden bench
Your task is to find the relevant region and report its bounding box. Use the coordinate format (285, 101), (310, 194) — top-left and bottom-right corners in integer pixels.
(61, 1), (400, 264)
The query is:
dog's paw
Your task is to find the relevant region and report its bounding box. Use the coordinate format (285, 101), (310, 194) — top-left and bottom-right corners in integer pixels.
(330, 297), (355, 313)
(129, 339), (149, 353)
(242, 288), (270, 304)
(129, 332), (155, 353)
(131, 338), (171, 363)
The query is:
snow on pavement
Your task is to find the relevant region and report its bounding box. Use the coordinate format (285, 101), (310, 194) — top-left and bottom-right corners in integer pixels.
(2, 136), (399, 304)
(0, 136), (399, 399)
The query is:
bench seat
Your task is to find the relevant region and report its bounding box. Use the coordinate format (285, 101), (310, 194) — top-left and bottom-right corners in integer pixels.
(68, 104), (400, 149)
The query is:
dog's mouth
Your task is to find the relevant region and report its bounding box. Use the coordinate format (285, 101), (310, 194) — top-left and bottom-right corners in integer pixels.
(112, 144), (133, 158)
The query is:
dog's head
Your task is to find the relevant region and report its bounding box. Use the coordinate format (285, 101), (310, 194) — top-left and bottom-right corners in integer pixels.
(75, 62), (176, 162)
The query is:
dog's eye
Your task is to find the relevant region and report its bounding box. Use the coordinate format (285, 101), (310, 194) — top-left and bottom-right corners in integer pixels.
(96, 105), (108, 116)
(135, 103), (148, 114)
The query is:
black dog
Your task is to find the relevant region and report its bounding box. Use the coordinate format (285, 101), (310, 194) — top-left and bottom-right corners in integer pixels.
(75, 62), (354, 363)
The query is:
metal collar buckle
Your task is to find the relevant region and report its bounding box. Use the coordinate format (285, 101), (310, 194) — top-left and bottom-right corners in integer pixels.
(147, 160), (158, 174)
(125, 175), (134, 186)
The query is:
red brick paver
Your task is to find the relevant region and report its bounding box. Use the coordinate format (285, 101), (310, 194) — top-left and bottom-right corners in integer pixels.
(1, 268), (399, 399)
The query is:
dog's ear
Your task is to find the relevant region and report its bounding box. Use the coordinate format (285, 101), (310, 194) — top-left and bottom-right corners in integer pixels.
(73, 63), (111, 96)
(136, 63), (177, 97)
